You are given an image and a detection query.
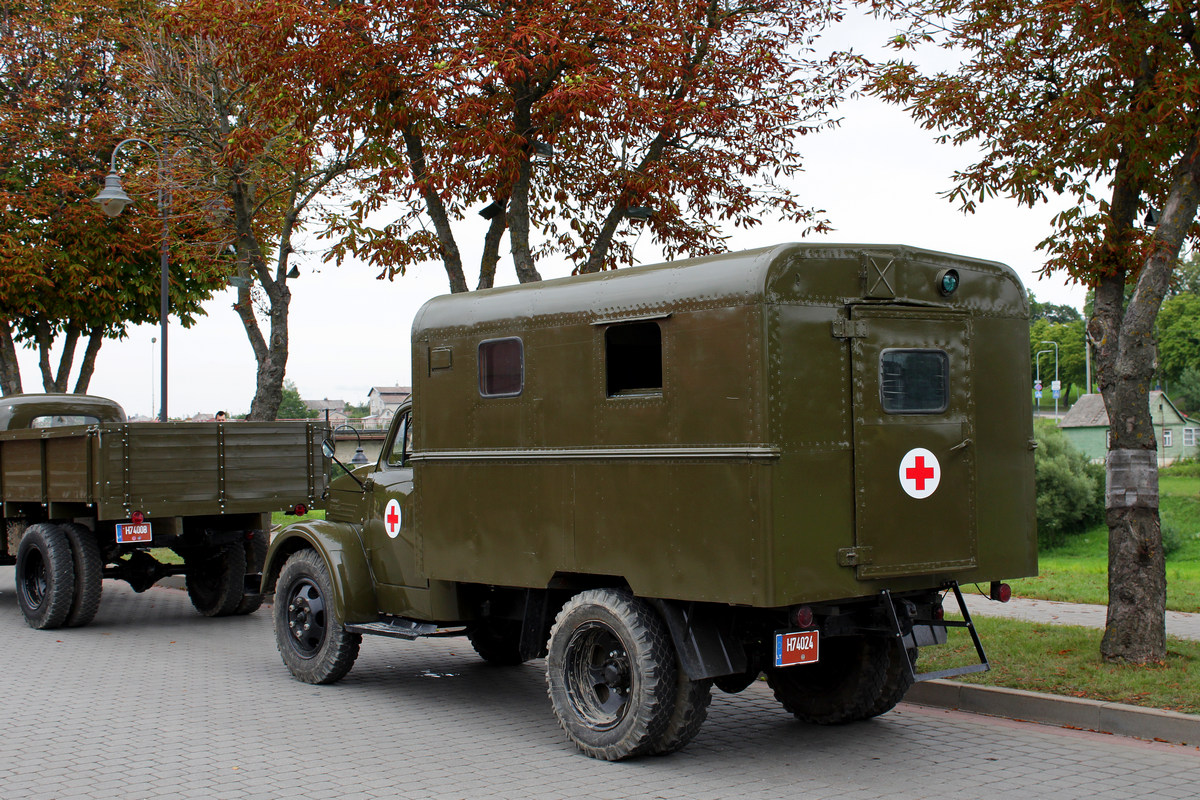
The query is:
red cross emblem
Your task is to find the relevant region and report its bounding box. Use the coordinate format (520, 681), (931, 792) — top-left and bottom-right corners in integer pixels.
(898, 448), (940, 499)
(384, 498), (403, 538)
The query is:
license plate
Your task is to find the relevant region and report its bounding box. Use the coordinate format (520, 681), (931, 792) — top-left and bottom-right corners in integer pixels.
(774, 630), (819, 667)
(115, 522), (152, 544)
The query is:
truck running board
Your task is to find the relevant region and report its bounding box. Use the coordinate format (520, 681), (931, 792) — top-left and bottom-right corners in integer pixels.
(345, 618), (441, 640)
(883, 582), (990, 682)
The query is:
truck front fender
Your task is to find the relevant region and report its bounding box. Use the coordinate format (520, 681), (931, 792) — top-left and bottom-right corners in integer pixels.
(262, 520), (378, 624)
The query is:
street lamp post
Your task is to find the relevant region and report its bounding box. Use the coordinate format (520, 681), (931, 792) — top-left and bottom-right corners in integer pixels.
(1040, 339), (1060, 420)
(92, 138), (170, 422)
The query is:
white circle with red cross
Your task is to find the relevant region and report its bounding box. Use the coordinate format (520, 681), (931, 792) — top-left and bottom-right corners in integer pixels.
(384, 498), (403, 538)
(898, 448), (941, 499)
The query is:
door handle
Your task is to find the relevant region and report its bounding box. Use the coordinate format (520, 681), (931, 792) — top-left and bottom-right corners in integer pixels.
(949, 438), (972, 453)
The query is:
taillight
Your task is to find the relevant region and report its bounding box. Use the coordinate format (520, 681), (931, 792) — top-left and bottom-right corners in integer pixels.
(792, 605), (814, 629)
(990, 581), (1012, 603)
(131, 511), (145, 524)
(291, 504), (308, 516)
(933, 604), (945, 621)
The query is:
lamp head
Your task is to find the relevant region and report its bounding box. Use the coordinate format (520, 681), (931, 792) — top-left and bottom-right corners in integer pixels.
(91, 172), (133, 217)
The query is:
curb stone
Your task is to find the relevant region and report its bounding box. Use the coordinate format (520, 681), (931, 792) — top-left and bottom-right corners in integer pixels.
(905, 679), (1200, 748)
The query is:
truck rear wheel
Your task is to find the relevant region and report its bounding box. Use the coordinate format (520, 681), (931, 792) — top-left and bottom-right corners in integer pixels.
(61, 523), (103, 628)
(648, 669), (713, 756)
(546, 589), (678, 760)
(15, 523), (76, 630)
(233, 530), (269, 616)
(186, 543), (246, 617)
(764, 635), (912, 725)
(274, 549), (361, 684)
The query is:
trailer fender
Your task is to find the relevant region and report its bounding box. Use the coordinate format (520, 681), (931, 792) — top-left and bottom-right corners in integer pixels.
(650, 599), (748, 681)
(262, 520), (378, 624)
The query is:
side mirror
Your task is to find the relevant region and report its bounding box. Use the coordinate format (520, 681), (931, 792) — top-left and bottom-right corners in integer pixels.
(322, 439), (336, 459)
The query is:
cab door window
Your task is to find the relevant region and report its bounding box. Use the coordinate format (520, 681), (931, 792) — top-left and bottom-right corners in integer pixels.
(386, 411), (411, 467)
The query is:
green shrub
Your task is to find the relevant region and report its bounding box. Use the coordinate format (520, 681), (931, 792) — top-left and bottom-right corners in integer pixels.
(1162, 458), (1200, 478)
(1034, 420), (1103, 547)
(1161, 517), (1183, 557)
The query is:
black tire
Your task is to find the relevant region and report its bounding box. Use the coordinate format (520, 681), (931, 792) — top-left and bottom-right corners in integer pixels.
(545, 589), (678, 761)
(861, 643), (917, 719)
(61, 522), (103, 628)
(764, 635), (910, 725)
(467, 619), (527, 665)
(649, 669), (713, 756)
(273, 549), (361, 684)
(186, 543), (246, 617)
(233, 530), (269, 616)
(15, 523), (76, 630)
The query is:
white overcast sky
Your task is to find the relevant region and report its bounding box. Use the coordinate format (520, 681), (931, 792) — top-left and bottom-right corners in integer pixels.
(19, 9), (1089, 419)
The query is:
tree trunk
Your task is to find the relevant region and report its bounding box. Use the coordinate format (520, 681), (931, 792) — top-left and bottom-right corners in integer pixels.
(0, 319), (23, 395)
(72, 327), (105, 394)
(1092, 128), (1200, 663)
(477, 199), (508, 290)
(507, 92), (542, 285)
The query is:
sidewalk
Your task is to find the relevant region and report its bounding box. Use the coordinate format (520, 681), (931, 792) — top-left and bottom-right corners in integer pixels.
(962, 593), (1200, 641)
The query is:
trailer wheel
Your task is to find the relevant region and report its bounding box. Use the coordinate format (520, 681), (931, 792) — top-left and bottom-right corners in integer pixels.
(233, 530), (269, 616)
(467, 619), (526, 665)
(764, 635), (910, 725)
(274, 549), (361, 684)
(61, 523), (103, 628)
(546, 589), (678, 760)
(186, 543), (246, 617)
(15, 523), (76, 630)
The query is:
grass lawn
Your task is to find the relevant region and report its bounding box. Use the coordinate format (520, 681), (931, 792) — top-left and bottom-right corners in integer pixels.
(920, 616), (1200, 714)
(1011, 468), (1200, 612)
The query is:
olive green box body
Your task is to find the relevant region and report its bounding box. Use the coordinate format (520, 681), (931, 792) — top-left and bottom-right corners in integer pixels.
(409, 243), (1036, 609)
(0, 421), (328, 521)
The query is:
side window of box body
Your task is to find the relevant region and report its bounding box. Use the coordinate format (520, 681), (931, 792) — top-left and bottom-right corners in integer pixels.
(605, 321), (663, 398)
(479, 338), (524, 398)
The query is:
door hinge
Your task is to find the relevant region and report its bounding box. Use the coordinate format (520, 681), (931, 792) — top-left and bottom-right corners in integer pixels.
(832, 319), (868, 339)
(837, 546), (874, 567)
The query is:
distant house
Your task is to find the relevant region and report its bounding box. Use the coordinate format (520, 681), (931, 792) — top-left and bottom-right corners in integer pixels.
(1059, 392), (1200, 464)
(304, 398), (347, 423)
(367, 386), (411, 419)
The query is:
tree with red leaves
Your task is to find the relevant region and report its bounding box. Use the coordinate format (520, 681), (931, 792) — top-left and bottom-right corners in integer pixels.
(0, 0), (226, 397)
(181, 0), (864, 293)
(869, 0), (1200, 663)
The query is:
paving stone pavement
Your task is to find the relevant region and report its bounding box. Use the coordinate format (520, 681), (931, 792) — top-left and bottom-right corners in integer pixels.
(1, 567), (1198, 800)
(963, 593), (1200, 640)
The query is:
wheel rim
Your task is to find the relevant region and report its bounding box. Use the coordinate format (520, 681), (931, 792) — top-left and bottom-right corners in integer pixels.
(563, 621), (632, 730)
(19, 548), (48, 610)
(285, 577), (327, 658)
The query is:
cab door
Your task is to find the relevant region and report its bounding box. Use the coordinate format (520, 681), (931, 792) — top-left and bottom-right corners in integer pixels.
(849, 306), (977, 579)
(363, 407), (422, 588)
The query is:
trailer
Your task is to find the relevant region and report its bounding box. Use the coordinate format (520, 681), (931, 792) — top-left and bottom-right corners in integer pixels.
(1, 394), (327, 628)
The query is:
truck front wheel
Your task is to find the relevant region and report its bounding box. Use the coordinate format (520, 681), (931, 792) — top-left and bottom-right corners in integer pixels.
(546, 589), (678, 760)
(273, 549), (361, 684)
(764, 635), (913, 725)
(15, 523), (76, 630)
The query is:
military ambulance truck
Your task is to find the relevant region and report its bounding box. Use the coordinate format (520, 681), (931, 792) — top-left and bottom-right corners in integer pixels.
(0, 394), (327, 628)
(263, 243), (1037, 760)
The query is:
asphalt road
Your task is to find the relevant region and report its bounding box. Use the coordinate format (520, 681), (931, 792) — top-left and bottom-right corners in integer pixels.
(1, 568), (1197, 800)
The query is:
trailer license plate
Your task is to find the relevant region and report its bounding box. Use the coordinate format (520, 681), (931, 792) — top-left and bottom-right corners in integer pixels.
(775, 630), (819, 667)
(115, 522), (152, 544)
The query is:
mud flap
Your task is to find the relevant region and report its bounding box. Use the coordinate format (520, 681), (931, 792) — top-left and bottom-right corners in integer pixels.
(652, 600), (748, 680)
